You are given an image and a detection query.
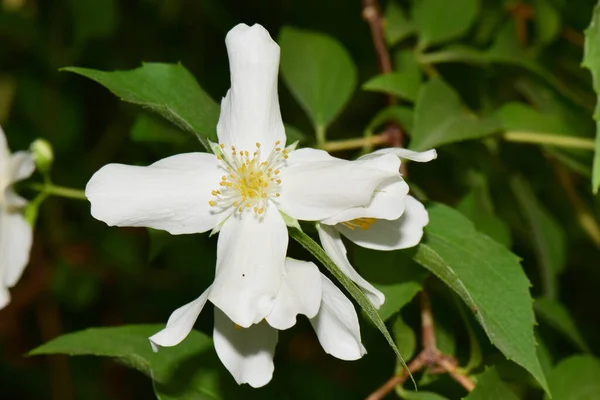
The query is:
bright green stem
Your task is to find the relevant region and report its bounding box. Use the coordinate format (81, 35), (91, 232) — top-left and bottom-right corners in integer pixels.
(315, 125), (327, 148)
(503, 131), (595, 150)
(30, 183), (87, 200)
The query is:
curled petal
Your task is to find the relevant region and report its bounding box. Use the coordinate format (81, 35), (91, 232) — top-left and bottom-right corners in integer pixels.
(1, 211), (33, 289)
(317, 224), (384, 308)
(359, 148), (437, 163)
(86, 153), (227, 235)
(277, 148), (400, 221)
(310, 274), (366, 361)
(339, 195), (428, 250)
(209, 206), (287, 327)
(149, 287), (211, 351)
(217, 24), (285, 153)
(266, 258), (322, 330)
(213, 308), (278, 388)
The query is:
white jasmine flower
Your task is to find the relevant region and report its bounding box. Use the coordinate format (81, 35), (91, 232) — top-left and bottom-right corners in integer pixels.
(0, 125), (35, 309)
(86, 23), (400, 329)
(149, 258), (365, 388)
(317, 148), (437, 308)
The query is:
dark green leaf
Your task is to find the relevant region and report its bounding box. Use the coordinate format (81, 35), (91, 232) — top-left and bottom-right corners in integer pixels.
(544, 355), (600, 400)
(367, 105), (414, 134)
(363, 72), (420, 103)
(63, 63), (219, 150)
(535, 297), (590, 352)
(465, 367), (518, 400)
(393, 315), (417, 361)
(410, 79), (500, 151)
(583, 3), (600, 193)
(384, 1), (415, 46)
(412, 0), (480, 48)
(533, 0), (561, 47)
(279, 27), (357, 131)
(411, 204), (549, 393)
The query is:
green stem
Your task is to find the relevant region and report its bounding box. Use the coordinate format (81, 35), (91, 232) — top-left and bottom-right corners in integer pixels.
(503, 131), (595, 150)
(323, 134), (389, 152)
(30, 183), (87, 200)
(315, 125), (327, 149)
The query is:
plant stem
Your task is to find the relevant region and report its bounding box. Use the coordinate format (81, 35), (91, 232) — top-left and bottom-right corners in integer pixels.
(503, 131), (595, 150)
(30, 183), (87, 200)
(323, 134), (389, 152)
(315, 125), (327, 148)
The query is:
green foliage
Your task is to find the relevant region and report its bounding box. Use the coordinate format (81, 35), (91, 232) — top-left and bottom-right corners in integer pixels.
(465, 367), (518, 400)
(412, 0), (480, 48)
(544, 356), (600, 400)
(534, 297), (590, 353)
(384, 1), (414, 46)
(363, 72), (420, 103)
(583, 2), (600, 193)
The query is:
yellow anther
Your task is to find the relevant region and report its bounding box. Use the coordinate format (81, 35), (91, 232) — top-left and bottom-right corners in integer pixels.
(222, 176), (227, 180)
(275, 141), (281, 145)
(220, 143), (225, 149)
(276, 179), (281, 184)
(276, 193), (280, 197)
(276, 147), (281, 152)
(208, 200), (217, 206)
(217, 155), (223, 160)
(256, 142), (261, 148)
(274, 170), (280, 175)
(211, 190), (218, 196)
(258, 208), (264, 214)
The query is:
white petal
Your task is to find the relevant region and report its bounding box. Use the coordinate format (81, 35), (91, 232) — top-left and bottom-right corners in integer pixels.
(0, 124), (9, 169)
(0, 211), (33, 287)
(359, 148), (437, 162)
(266, 258), (322, 330)
(317, 224), (384, 308)
(0, 285), (9, 310)
(8, 151), (35, 183)
(310, 274), (366, 361)
(320, 177), (409, 225)
(86, 153), (228, 235)
(213, 308), (278, 388)
(339, 195), (428, 250)
(277, 148), (401, 221)
(217, 24), (285, 153)
(209, 206), (287, 327)
(149, 287), (211, 351)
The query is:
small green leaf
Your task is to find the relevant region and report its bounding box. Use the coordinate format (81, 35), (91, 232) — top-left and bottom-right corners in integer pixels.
(544, 355), (600, 400)
(465, 367), (519, 400)
(411, 203), (549, 394)
(66, 0), (117, 45)
(279, 26), (357, 131)
(288, 228), (413, 385)
(410, 79), (500, 151)
(363, 72), (420, 103)
(533, 0), (561, 47)
(393, 315), (417, 361)
(396, 387), (449, 400)
(535, 297), (590, 353)
(63, 63), (219, 150)
(384, 1), (415, 46)
(583, 3), (600, 193)
(412, 0), (480, 48)
(130, 113), (188, 144)
(30, 325), (220, 399)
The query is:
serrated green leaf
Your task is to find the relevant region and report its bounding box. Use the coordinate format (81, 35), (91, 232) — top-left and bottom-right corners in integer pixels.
(544, 355), (600, 400)
(510, 176), (565, 299)
(411, 203), (549, 394)
(30, 325), (221, 399)
(583, 3), (600, 193)
(409, 79), (500, 151)
(288, 228), (413, 386)
(279, 27), (357, 131)
(535, 297), (590, 353)
(465, 367), (518, 400)
(63, 63), (219, 151)
(412, 0), (480, 48)
(384, 1), (415, 46)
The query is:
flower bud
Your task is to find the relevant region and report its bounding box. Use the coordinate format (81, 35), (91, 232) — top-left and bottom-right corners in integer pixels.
(30, 138), (54, 175)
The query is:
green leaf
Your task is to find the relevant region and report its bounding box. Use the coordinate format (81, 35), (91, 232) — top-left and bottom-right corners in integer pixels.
(510, 176), (566, 298)
(367, 105), (414, 134)
(397, 387), (449, 400)
(30, 325), (221, 399)
(130, 113), (188, 144)
(384, 1), (415, 46)
(465, 367), (518, 400)
(583, 3), (600, 193)
(412, 0), (480, 48)
(393, 315), (417, 361)
(363, 72), (420, 103)
(497, 102), (579, 137)
(63, 63), (219, 151)
(535, 297), (590, 353)
(279, 26), (357, 131)
(67, 0), (117, 45)
(409, 79), (500, 151)
(544, 355), (600, 400)
(411, 203), (549, 394)
(533, 0), (561, 47)
(288, 228), (413, 386)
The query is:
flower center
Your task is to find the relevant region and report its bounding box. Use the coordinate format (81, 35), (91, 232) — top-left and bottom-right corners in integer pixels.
(209, 141), (288, 215)
(341, 217), (376, 230)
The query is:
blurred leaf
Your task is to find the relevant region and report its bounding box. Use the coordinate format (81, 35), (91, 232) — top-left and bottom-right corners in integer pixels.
(411, 203), (549, 394)
(434, 316), (456, 356)
(67, 0), (118, 45)
(412, 0), (480, 48)
(384, 1), (415, 46)
(284, 123), (307, 145)
(410, 79), (500, 151)
(497, 102), (578, 136)
(510, 176), (566, 298)
(583, 3), (600, 193)
(544, 355), (600, 400)
(130, 113), (188, 144)
(279, 27), (357, 131)
(63, 63), (219, 150)
(456, 174), (511, 247)
(396, 387), (449, 400)
(535, 297), (590, 352)
(363, 72), (420, 103)
(30, 325), (221, 399)
(367, 105), (414, 134)
(533, 0), (561, 47)
(466, 367), (518, 400)
(393, 315), (416, 361)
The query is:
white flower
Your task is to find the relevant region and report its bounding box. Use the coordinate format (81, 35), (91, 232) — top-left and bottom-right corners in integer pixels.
(0, 125), (35, 309)
(149, 258), (365, 388)
(317, 148), (437, 308)
(86, 23), (400, 328)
